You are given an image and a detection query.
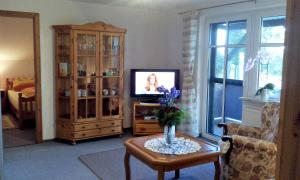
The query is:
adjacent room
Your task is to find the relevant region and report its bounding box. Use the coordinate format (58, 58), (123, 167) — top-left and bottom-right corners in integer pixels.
(0, 0), (299, 180)
(0, 16), (37, 148)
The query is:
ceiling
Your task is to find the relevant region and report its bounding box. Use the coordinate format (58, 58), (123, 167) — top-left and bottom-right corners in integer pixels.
(69, 0), (249, 12)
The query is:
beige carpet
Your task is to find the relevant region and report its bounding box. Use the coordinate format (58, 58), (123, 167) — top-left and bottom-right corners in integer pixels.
(2, 114), (17, 129)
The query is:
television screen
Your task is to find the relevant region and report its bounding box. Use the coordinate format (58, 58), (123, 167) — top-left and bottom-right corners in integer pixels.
(130, 69), (180, 97)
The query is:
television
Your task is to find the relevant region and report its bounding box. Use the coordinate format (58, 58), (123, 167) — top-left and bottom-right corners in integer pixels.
(130, 69), (180, 98)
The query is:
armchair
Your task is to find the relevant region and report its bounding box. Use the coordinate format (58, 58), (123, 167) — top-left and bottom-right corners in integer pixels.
(218, 102), (280, 180)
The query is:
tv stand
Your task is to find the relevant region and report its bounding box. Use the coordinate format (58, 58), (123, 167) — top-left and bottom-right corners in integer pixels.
(137, 98), (159, 104)
(132, 101), (163, 136)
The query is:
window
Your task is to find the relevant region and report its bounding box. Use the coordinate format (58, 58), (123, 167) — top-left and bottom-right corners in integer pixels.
(207, 20), (247, 136)
(258, 16), (285, 94)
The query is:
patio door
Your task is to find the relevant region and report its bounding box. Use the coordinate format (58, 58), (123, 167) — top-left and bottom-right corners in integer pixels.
(207, 20), (247, 136)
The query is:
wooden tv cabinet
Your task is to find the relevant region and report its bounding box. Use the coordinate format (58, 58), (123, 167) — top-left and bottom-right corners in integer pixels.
(132, 102), (163, 136)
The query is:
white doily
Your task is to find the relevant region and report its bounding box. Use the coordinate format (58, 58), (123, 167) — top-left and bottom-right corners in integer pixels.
(144, 137), (201, 155)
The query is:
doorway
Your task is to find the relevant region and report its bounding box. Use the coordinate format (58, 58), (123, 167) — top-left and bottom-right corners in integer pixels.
(0, 10), (42, 147)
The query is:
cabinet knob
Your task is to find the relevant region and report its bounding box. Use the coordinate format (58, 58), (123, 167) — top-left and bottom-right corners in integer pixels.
(111, 123), (115, 125)
(82, 133), (86, 136)
(82, 126), (86, 129)
(111, 129), (115, 132)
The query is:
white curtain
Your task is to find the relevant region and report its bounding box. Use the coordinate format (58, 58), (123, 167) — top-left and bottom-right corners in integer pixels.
(178, 12), (200, 137)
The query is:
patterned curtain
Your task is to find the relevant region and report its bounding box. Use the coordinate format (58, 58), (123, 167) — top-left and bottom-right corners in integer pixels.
(178, 12), (200, 137)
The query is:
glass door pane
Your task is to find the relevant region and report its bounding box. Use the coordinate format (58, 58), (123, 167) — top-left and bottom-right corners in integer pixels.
(100, 33), (122, 118)
(224, 83), (243, 123)
(77, 78), (87, 120)
(111, 36), (120, 76)
(207, 20), (246, 137)
(227, 48), (245, 80)
(207, 46), (225, 136)
(101, 35), (121, 77)
(207, 83), (224, 136)
(87, 77), (97, 119)
(101, 77), (120, 117)
(75, 31), (98, 121)
(57, 32), (72, 120)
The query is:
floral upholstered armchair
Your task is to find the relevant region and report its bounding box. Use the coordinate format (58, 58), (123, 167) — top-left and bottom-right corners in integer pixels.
(218, 102), (280, 180)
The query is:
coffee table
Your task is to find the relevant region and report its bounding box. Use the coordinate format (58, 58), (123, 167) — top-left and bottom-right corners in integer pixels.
(124, 133), (221, 180)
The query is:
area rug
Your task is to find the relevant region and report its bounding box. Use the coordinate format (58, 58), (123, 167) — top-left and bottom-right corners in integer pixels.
(79, 148), (215, 180)
(2, 114), (17, 129)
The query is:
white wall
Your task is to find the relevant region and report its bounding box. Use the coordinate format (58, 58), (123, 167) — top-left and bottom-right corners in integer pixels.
(0, 0), (181, 140)
(0, 16), (35, 89)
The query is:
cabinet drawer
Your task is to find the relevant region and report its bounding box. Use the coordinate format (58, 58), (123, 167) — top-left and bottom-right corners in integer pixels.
(101, 126), (122, 135)
(74, 129), (101, 139)
(135, 123), (163, 134)
(100, 120), (122, 128)
(74, 123), (100, 131)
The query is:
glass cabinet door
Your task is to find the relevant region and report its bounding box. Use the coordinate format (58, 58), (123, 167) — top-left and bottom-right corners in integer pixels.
(57, 31), (72, 121)
(100, 33), (124, 118)
(74, 31), (99, 121)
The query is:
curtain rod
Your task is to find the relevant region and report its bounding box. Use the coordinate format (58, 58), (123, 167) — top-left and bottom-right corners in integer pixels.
(178, 0), (257, 15)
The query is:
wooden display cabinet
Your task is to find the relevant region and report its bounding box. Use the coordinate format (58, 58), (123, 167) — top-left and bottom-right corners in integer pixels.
(132, 102), (163, 136)
(53, 22), (126, 144)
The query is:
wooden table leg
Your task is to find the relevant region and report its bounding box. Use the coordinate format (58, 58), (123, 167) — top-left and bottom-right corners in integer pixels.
(124, 151), (131, 180)
(158, 170), (165, 180)
(214, 157), (221, 180)
(175, 169), (180, 179)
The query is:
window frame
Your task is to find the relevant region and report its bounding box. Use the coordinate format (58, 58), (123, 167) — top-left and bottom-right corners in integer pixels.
(247, 9), (286, 98)
(200, 8), (285, 141)
(257, 16), (285, 96)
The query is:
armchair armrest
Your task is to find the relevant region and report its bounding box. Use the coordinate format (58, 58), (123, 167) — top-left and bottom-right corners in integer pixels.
(219, 135), (233, 164)
(217, 123), (228, 135)
(232, 135), (277, 153)
(226, 123), (261, 139)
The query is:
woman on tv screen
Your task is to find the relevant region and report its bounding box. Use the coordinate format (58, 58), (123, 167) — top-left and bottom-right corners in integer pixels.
(145, 73), (159, 94)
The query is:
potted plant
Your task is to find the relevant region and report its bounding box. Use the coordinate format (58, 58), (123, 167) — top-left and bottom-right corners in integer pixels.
(255, 83), (275, 101)
(154, 86), (185, 145)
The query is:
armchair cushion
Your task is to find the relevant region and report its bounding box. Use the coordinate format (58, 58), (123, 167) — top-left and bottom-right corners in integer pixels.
(224, 135), (277, 180)
(227, 123), (261, 139)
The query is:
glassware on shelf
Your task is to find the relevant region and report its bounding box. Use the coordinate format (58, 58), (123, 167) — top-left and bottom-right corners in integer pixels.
(102, 89), (109, 96)
(111, 68), (119, 76)
(87, 78), (96, 96)
(112, 37), (120, 56)
(102, 68), (119, 76)
(59, 62), (69, 77)
(77, 63), (86, 76)
(81, 89), (87, 97)
(110, 88), (117, 96)
(64, 90), (70, 97)
(78, 35), (96, 55)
